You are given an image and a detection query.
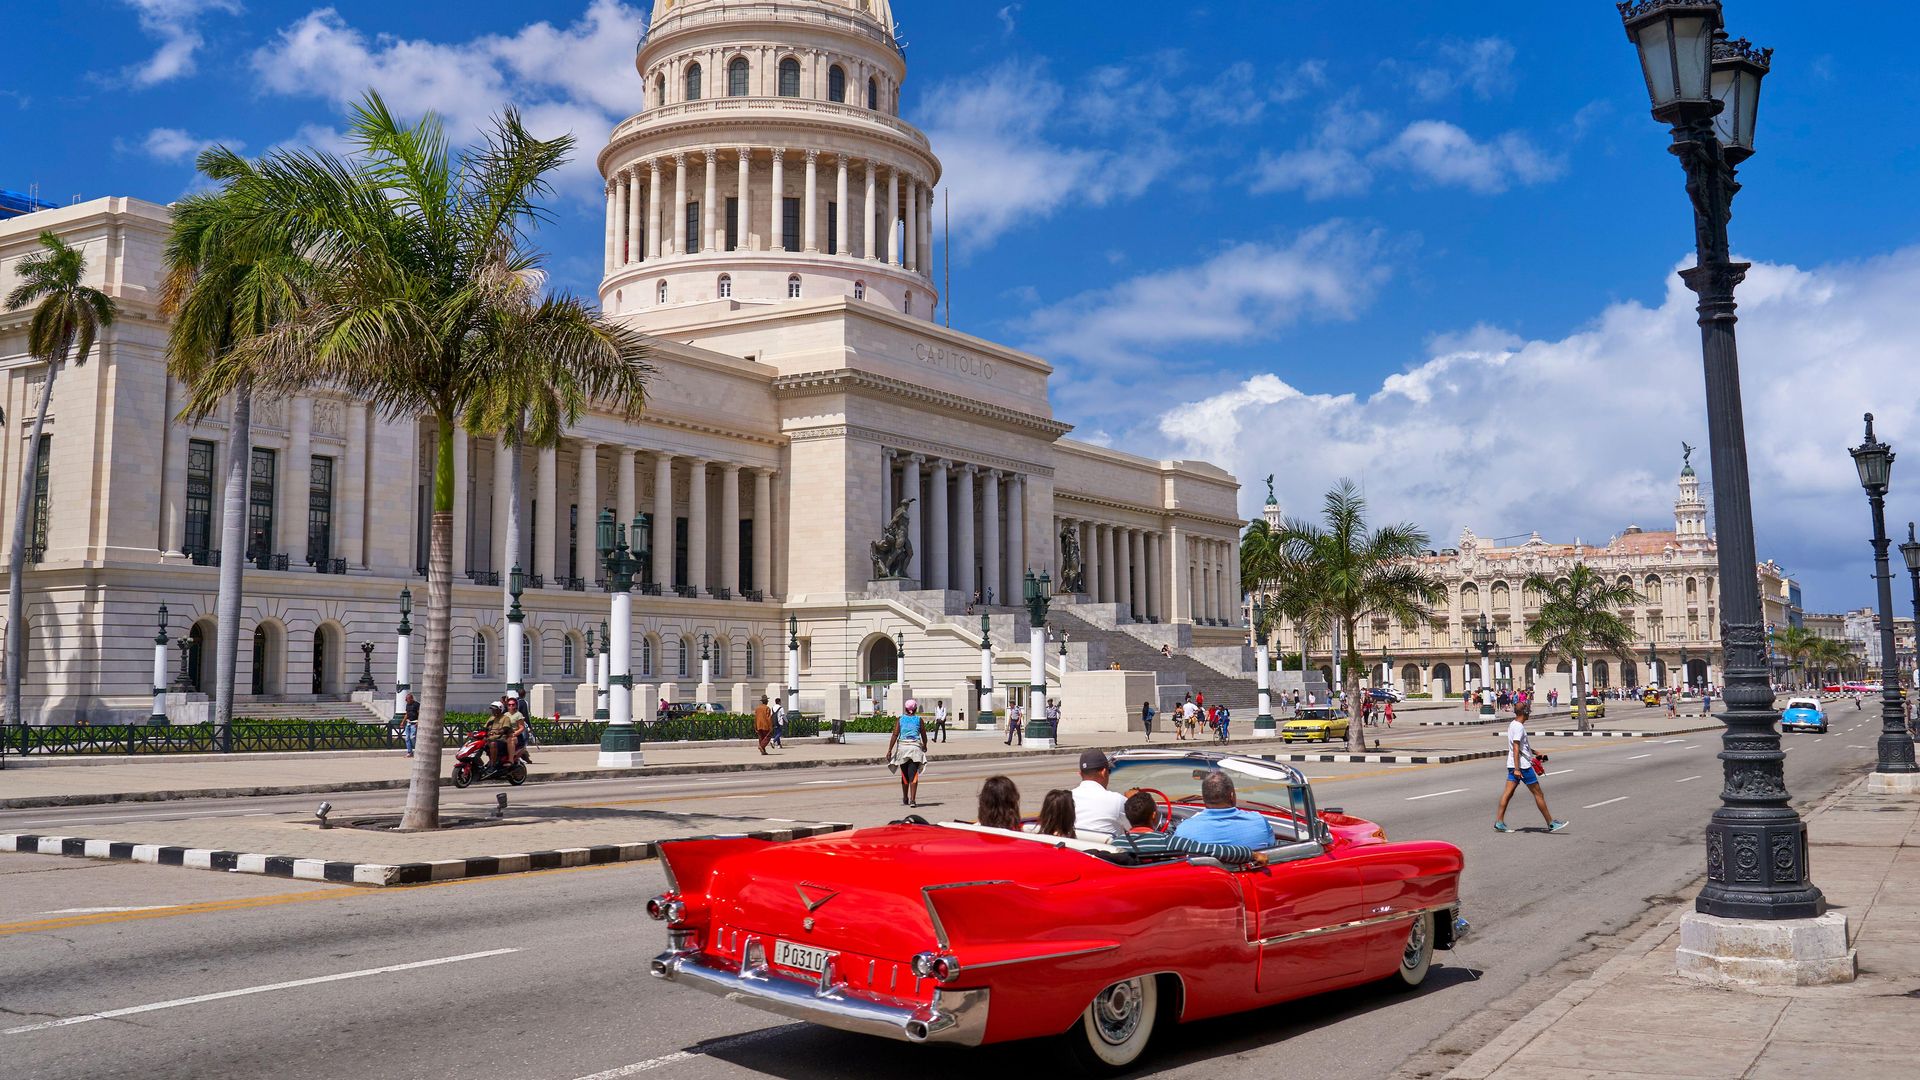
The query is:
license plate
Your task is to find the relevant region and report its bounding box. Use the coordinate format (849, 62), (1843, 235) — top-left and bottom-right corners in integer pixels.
(773, 939), (835, 975)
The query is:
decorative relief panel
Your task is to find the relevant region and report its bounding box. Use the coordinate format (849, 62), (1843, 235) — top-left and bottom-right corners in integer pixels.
(311, 399), (345, 437)
(254, 397), (287, 431)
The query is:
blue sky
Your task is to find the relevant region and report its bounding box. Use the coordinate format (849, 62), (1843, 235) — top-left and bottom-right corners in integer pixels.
(9, 1), (1920, 613)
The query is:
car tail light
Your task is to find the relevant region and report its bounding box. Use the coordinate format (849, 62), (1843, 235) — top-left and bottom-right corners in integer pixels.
(910, 951), (961, 983)
(646, 894), (686, 923)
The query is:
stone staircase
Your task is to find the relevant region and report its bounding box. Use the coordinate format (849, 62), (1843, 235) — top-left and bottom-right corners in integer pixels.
(1046, 607), (1261, 713)
(233, 698), (387, 723)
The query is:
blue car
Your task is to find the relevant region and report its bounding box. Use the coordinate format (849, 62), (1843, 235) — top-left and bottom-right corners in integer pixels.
(1780, 698), (1827, 733)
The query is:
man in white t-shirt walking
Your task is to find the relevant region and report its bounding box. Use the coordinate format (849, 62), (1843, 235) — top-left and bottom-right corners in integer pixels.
(1494, 702), (1566, 833)
(932, 701), (948, 743)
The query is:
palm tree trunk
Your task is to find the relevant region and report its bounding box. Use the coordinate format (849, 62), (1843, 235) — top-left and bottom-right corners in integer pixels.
(1574, 652), (1590, 732)
(212, 382), (251, 751)
(402, 421), (456, 831)
(5, 358), (59, 729)
(1345, 618), (1365, 752)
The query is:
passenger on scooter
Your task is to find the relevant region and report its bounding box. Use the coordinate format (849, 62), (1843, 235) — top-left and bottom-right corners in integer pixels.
(485, 702), (519, 773)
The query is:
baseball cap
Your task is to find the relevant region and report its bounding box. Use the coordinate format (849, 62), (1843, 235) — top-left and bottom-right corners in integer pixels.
(1078, 749), (1111, 772)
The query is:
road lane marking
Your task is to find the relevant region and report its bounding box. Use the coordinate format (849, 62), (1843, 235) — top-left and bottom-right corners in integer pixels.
(1663, 739), (1686, 744)
(799, 779), (853, 785)
(33, 906), (171, 915)
(2, 948), (519, 1034)
(1583, 796), (1630, 809)
(1541, 769), (1573, 777)
(1406, 789), (1468, 801)
(1677, 775), (1702, 783)
(1628, 754), (1652, 760)
(569, 1025), (805, 1078)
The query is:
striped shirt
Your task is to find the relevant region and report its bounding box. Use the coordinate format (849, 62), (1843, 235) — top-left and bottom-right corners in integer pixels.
(1114, 828), (1258, 865)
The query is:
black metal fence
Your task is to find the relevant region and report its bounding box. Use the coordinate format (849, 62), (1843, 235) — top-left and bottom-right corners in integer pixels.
(3, 714), (821, 756)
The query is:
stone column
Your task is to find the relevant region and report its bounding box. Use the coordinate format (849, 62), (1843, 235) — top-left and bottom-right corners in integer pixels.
(576, 441), (598, 585)
(534, 444), (558, 582)
(863, 163), (877, 260)
(160, 398), (189, 555)
(492, 435), (514, 575)
(835, 155), (850, 256)
(956, 464), (976, 598)
(902, 454), (923, 585)
(981, 470), (1001, 605)
(341, 404), (369, 566)
(276, 399), (310, 561)
(648, 160), (665, 260)
(1130, 530), (1147, 621)
(628, 168), (643, 264)
(603, 180), (616, 272)
(615, 448), (636, 543)
(1168, 525), (1187, 623)
(928, 458), (950, 591)
(1117, 527), (1135, 615)
(451, 427), (469, 577)
(921, 185), (934, 275)
(1145, 531), (1162, 620)
(736, 148), (751, 250)
(886, 167), (900, 266)
(720, 463), (741, 595)
(651, 452), (674, 589)
(701, 150), (718, 253)
(686, 458), (709, 595)
(769, 149), (785, 250)
(1095, 525), (1114, 604)
(1078, 521), (1096, 600)
(752, 468), (773, 596)
(672, 153), (688, 254)
(904, 177), (918, 272)
(1004, 473), (1024, 603)
(803, 150), (820, 252)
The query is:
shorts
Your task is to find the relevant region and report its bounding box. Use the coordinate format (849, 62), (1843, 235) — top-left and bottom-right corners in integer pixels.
(1507, 768), (1540, 786)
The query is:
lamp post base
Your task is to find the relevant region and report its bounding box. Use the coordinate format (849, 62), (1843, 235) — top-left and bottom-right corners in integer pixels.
(1024, 720), (1057, 750)
(1867, 771), (1920, 795)
(1254, 715), (1276, 734)
(1675, 910), (1854, 987)
(1479, 704), (1498, 721)
(598, 725), (644, 769)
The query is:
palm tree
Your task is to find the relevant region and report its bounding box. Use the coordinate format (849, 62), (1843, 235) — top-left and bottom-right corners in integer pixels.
(4, 233), (116, 728)
(1771, 625), (1819, 688)
(191, 95), (650, 829)
(162, 156), (313, 749)
(1247, 535), (1330, 696)
(1524, 564), (1642, 730)
(1276, 480), (1444, 750)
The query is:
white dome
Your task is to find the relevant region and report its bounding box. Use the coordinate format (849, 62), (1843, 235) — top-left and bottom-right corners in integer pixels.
(652, 0), (896, 35)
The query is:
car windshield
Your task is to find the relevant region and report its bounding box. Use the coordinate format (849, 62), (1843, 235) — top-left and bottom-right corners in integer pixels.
(1784, 699), (1820, 711)
(1109, 753), (1306, 818)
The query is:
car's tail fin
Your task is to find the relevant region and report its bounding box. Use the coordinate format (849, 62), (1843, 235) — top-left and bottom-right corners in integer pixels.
(657, 835), (774, 895)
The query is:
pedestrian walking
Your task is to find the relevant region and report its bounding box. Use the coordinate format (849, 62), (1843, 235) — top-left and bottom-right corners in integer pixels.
(933, 700), (948, 743)
(887, 699), (929, 808)
(1702, 689), (1713, 716)
(1141, 699), (1156, 740)
(753, 695), (774, 755)
(1004, 701), (1024, 746)
(770, 697), (787, 749)
(1045, 698), (1062, 734)
(402, 692), (419, 757)
(1383, 699), (1395, 728)
(1216, 704), (1231, 743)
(1494, 703), (1566, 833)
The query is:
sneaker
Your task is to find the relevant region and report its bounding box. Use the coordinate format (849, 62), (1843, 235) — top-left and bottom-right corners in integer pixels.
(1549, 819), (1569, 833)
(1492, 821), (1510, 833)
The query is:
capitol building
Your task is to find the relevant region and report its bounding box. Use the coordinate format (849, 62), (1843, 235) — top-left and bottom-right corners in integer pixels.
(0, 0), (1252, 725)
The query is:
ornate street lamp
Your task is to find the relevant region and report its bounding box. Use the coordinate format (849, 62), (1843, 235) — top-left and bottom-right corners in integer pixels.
(1850, 415), (1919, 789)
(1899, 523), (1920, 699)
(393, 587), (412, 728)
(583, 624), (597, 721)
(1252, 597), (1275, 733)
(597, 619), (611, 720)
(891, 630), (908, 715)
(1471, 612), (1497, 721)
(596, 509), (650, 766)
(1022, 570), (1056, 747)
(700, 630), (713, 689)
(979, 613), (995, 728)
(1059, 629), (1070, 656)
(785, 613), (800, 726)
(150, 603), (170, 727)
(505, 565), (527, 699)
(356, 640), (378, 692)
(1621, 1), (1831, 938)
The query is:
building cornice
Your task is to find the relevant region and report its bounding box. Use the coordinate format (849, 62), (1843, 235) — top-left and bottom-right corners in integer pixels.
(639, 295), (1051, 377)
(773, 367), (1071, 440)
(599, 99), (936, 178)
(786, 422), (1052, 479)
(1054, 491), (1244, 532)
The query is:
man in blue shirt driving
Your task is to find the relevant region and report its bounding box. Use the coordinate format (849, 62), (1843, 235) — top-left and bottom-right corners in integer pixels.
(1173, 770), (1275, 850)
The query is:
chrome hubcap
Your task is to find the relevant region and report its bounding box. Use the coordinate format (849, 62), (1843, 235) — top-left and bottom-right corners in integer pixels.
(1091, 979), (1145, 1046)
(1403, 914), (1429, 969)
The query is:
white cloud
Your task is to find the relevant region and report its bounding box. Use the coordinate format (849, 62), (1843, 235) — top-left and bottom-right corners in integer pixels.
(136, 126), (241, 163)
(249, 1), (647, 193)
(1251, 146), (1371, 200)
(121, 0), (241, 86)
(1373, 120), (1563, 194)
(996, 4), (1021, 36)
(1399, 37), (1517, 102)
(1149, 249), (1920, 609)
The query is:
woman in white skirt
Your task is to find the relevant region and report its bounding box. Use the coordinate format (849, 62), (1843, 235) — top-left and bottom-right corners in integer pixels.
(887, 699), (930, 808)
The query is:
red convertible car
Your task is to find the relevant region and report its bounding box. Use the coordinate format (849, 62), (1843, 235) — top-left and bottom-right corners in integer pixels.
(648, 750), (1465, 1072)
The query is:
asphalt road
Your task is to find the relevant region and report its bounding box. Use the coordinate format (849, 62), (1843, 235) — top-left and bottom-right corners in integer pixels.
(0, 713), (1879, 1080)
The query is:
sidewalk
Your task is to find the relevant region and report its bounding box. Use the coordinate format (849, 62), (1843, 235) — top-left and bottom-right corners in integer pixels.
(1446, 780), (1919, 1080)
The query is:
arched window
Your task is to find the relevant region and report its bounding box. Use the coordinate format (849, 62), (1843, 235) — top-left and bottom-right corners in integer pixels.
(867, 77), (879, 110)
(641, 636), (655, 677)
(745, 641), (758, 677)
(828, 65), (847, 102)
(685, 63), (703, 101)
(677, 637), (692, 678)
(728, 57), (750, 97)
(472, 632), (491, 677)
(655, 75), (666, 107)
(521, 633), (535, 678)
(562, 637), (576, 677)
(779, 57), (801, 97)
(853, 280), (866, 300)
(904, 289), (913, 313)
(656, 280), (668, 303)
(787, 274), (802, 299)
(717, 274), (732, 299)
(713, 640), (728, 678)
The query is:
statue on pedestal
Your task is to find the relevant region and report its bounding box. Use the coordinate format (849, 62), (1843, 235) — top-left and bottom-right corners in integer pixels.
(1057, 523), (1085, 594)
(870, 497), (916, 579)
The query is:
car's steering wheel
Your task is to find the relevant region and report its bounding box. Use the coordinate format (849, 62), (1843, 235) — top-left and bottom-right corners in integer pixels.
(1131, 787), (1175, 832)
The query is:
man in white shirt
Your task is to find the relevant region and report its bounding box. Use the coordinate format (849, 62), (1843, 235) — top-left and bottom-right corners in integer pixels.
(1494, 703), (1566, 833)
(932, 701), (948, 743)
(1071, 750), (1128, 837)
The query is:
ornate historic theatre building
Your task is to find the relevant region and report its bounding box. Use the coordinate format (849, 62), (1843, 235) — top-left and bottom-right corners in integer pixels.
(0, 0), (1247, 724)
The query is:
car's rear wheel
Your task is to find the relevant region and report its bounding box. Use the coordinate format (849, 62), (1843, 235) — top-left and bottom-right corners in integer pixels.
(1391, 911), (1434, 989)
(1065, 975), (1157, 1074)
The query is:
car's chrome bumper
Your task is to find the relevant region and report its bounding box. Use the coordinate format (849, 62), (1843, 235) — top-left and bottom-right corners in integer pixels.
(651, 949), (989, 1046)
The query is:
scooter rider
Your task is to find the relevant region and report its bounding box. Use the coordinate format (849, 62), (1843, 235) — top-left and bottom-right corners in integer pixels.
(485, 701), (519, 774)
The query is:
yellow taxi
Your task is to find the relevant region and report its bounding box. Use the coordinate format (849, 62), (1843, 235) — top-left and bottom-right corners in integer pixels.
(1281, 707), (1351, 744)
(1573, 694), (1606, 720)
(1641, 688), (1661, 706)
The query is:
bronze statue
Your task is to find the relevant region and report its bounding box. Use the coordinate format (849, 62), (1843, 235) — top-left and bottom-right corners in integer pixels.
(870, 497), (916, 579)
(1265, 473), (1276, 503)
(1682, 442), (1695, 469)
(1057, 523), (1086, 594)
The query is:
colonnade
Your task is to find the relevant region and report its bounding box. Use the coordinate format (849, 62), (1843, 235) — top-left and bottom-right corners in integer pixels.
(603, 149), (933, 275)
(1054, 517), (1237, 626)
(445, 433), (779, 601)
(882, 450), (1029, 604)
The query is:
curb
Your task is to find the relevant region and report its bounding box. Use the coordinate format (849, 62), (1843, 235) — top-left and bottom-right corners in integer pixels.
(0, 822), (852, 888)
(1261, 750), (1505, 765)
(1528, 725), (1720, 739)
(0, 738), (1295, 810)
(1, 736), (835, 769)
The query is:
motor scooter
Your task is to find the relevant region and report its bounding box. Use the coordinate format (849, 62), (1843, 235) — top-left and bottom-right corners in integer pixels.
(450, 727), (528, 788)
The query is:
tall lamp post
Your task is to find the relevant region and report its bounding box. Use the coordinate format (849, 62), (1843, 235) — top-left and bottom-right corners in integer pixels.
(785, 614), (800, 732)
(597, 620), (611, 721)
(699, 631), (713, 691)
(1848, 416), (1919, 791)
(596, 509), (649, 766)
(1621, 3), (1841, 969)
(1253, 598), (1274, 734)
(394, 588), (412, 728)
(356, 641), (378, 692)
(1472, 613), (1497, 721)
(1022, 570), (1056, 748)
(582, 625), (597, 721)
(1899, 523), (1920, 705)
(979, 614), (995, 729)
(892, 630), (908, 716)
(150, 603), (171, 727)
(505, 565), (526, 701)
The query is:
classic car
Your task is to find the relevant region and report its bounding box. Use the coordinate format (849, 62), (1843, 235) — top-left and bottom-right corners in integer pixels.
(1368, 685), (1406, 703)
(649, 750), (1465, 1072)
(1780, 697), (1827, 733)
(1282, 711), (1359, 745)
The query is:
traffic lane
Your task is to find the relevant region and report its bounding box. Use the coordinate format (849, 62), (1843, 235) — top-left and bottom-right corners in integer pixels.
(0, 849), (340, 923)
